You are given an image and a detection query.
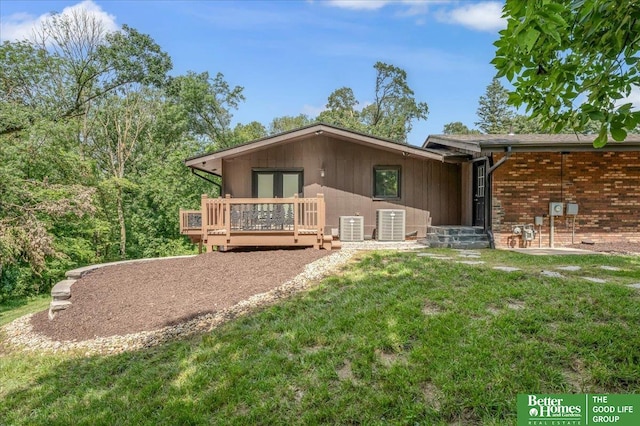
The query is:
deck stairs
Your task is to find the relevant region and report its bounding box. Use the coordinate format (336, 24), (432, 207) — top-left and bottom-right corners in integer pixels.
(420, 226), (490, 249)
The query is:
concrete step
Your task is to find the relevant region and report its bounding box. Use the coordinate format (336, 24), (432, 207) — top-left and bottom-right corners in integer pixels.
(427, 226), (486, 236)
(420, 226), (490, 249)
(423, 234), (489, 243)
(423, 240), (491, 249)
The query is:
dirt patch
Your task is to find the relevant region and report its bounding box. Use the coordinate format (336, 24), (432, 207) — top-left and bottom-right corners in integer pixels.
(423, 299), (443, 316)
(30, 248), (330, 342)
(422, 382), (443, 411)
(337, 360), (354, 381)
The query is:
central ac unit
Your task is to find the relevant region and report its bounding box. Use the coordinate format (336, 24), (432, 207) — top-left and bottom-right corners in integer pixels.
(339, 216), (364, 242)
(376, 209), (405, 241)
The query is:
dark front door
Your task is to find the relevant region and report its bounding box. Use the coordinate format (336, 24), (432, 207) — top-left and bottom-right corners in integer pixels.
(472, 162), (486, 227)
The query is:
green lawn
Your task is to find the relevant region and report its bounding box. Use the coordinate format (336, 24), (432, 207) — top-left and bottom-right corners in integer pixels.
(0, 295), (51, 327)
(1, 249), (639, 425)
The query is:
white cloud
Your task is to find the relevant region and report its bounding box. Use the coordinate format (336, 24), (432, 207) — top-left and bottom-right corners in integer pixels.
(0, 0), (118, 42)
(436, 2), (505, 32)
(325, 0), (448, 13)
(616, 86), (640, 110)
(325, 0), (390, 10)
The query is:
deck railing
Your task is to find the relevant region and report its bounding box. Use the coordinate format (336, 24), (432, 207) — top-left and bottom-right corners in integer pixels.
(179, 209), (203, 235)
(180, 194), (327, 249)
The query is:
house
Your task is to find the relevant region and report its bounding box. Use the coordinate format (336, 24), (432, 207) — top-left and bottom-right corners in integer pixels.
(423, 134), (640, 248)
(180, 125), (640, 251)
(180, 123), (467, 250)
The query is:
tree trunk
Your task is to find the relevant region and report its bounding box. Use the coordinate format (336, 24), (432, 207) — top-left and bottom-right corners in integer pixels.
(117, 186), (126, 259)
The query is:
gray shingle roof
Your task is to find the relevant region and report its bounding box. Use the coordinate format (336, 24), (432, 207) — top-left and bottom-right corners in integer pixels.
(424, 134), (640, 153)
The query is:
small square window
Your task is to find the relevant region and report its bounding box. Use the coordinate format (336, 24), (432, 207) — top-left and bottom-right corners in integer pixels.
(374, 166), (401, 199)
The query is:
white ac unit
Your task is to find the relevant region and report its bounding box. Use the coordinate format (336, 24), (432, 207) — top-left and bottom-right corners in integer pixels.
(376, 209), (406, 241)
(339, 216), (364, 242)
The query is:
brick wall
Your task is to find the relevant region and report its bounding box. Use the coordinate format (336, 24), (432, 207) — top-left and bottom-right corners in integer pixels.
(491, 151), (640, 248)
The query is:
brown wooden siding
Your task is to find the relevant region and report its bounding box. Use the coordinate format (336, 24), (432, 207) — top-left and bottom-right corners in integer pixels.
(222, 135), (461, 237)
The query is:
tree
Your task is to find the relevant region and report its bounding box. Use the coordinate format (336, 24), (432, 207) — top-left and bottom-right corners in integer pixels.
(493, 0), (640, 146)
(166, 71), (245, 150)
(231, 121), (268, 144)
(0, 120), (96, 300)
(442, 121), (480, 135)
(268, 114), (315, 135)
(475, 78), (514, 133)
(510, 114), (545, 134)
(83, 87), (159, 259)
(316, 62), (428, 142)
(317, 87), (363, 131)
(0, 8), (172, 137)
(361, 62), (429, 142)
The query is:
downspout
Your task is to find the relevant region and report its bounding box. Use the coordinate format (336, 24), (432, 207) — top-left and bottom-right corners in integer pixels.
(191, 168), (222, 197)
(485, 146), (512, 248)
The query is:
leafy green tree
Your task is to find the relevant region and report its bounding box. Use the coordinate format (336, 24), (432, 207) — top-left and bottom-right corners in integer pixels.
(475, 78), (514, 133)
(317, 87), (364, 131)
(493, 0), (640, 146)
(510, 114), (545, 134)
(0, 8), (171, 137)
(361, 62), (429, 142)
(83, 87), (161, 259)
(268, 114), (315, 135)
(0, 121), (96, 301)
(166, 71), (245, 150)
(231, 121), (268, 144)
(316, 63), (428, 142)
(442, 121), (481, 135)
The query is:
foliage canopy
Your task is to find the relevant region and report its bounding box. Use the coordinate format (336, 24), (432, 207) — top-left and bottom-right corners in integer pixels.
(493, 0), (640, 146)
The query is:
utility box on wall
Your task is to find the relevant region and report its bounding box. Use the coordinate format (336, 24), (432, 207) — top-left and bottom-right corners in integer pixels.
(566, 203), (579, 215)
(549, 202), (564, 216)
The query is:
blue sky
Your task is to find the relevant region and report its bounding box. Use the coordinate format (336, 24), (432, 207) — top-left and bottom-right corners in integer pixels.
(1, 0), (506, 146)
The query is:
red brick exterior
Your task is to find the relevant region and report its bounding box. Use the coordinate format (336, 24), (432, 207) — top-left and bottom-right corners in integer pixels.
(491, 151), (640, 248)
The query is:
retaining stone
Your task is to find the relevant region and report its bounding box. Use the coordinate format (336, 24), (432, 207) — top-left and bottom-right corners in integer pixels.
(48, 300), (72, 320)
(51, 279), (75, 300)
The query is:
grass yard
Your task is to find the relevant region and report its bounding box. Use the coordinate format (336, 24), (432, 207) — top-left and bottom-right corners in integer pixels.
(0, 295), (51, 327)
(1, 249), (639, 425)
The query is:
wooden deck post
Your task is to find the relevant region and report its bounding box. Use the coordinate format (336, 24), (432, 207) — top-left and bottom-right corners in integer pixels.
(293, 194), (299, 242)
(224, 194), (231, 244)
(317, 193), (326, 239)
(201, 194), (210, 252)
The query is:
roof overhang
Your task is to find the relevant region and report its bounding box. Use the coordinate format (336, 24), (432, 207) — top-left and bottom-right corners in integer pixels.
(423, 134), (640, 154)
(186, 124), (468, 174)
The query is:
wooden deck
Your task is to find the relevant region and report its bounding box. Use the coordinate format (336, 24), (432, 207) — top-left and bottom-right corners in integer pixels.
(180, 194), (339, 251)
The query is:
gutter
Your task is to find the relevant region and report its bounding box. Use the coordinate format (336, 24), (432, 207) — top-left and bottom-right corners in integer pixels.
(191, 168), (222, 196)
(485, 146), (512, 248)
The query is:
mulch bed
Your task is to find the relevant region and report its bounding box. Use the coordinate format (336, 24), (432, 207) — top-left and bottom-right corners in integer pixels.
(567, 242), (640, 255)
(30, 248), (331, 342)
